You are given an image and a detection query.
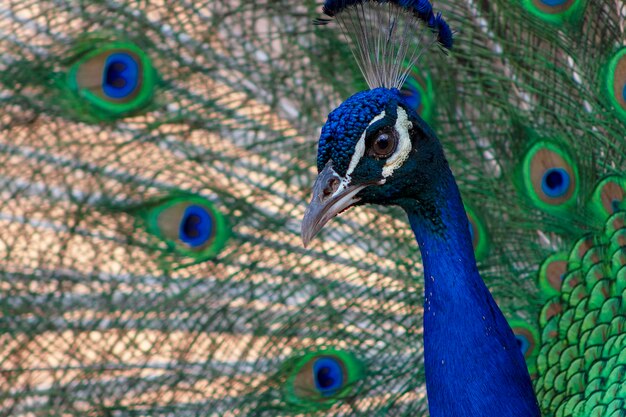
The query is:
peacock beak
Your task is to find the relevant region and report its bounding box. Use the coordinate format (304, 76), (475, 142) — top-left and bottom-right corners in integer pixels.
(301, 162), (374, 247)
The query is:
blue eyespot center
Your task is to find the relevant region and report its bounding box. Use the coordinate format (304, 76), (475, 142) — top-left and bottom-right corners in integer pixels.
(541, 168), (570, 198)
(313, 357), (344, 396)
(612, 198), (623, 213)
(622, 83), (626, 102)
(103, 52), (139, 99)
(179, 205), (213, 248)
(515, 334), (530, 357)
(540, 0), (568, 6)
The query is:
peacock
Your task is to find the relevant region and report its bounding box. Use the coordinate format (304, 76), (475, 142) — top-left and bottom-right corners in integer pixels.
(302, 1), (541, 415)
(0, 0), (625, 416)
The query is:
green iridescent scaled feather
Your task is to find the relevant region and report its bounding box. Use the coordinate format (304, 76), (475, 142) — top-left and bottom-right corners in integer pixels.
(538, 253), (569, 299)
(532, 210), (626, 417)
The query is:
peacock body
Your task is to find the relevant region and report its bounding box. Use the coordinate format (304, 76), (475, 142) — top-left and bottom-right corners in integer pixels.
(0, 0), (625, 416)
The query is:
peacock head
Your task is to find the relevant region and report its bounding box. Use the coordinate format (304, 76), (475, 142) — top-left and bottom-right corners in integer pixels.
(302, 87), (446, 246)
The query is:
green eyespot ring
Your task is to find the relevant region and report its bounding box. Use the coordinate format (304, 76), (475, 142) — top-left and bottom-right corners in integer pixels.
(67, 41), (156, 117)
(602, 47), (626, 123)
(588, 176), (626, 223)
(520, 140), (579, 212)
(520, 0), (587, 25)
(400, 67), (435, 124)
(281, 349), (365, 411)
(142, 196), (230, 261)
(465, 204), (490, 261)
(538, 253), (569, 298)
(508, 319), (540, 375)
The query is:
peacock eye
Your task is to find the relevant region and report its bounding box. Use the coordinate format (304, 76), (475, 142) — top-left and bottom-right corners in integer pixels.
(280, 349), (365, 411)
(67, 41), (156, 119)
(139, 195), (230, 261)
(369, 129), (398, 158)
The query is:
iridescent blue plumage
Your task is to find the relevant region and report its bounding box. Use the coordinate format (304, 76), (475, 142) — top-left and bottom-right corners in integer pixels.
(317, 88), (401, 174)
(305, 84), (541, 416)
(303, 1), (541, 415)
(432, 13), (453, 49)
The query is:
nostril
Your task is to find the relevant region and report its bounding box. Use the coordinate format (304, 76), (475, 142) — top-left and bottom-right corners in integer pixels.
(322, 178), (340, 199)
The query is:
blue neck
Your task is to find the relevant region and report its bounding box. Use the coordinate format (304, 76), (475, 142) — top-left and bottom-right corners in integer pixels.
(400, 168), (540, 417)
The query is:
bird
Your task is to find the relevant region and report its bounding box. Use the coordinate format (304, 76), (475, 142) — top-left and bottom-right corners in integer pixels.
(303, 1), (539, 415)
(0, 0), (625, 416)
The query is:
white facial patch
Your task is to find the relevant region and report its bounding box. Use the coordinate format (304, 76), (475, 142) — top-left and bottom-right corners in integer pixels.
(382, 107), (413, 178)
(345, 110), (386, 177)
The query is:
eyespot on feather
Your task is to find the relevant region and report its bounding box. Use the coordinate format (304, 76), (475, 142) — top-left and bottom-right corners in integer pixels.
(520, 0), (587, 24)
(143, 196), (229, 261)
(464, 204), (489, 261)
(603, 47), (626, 123)
(281, 349), (365, 411)
(538, 253), (569, 298)
(67, 41), (155, 117)
(589, 176), (626, 222)
(508, 319), (540, 375)
(521, 141), (578, 211)
(400, 67), (435, 124)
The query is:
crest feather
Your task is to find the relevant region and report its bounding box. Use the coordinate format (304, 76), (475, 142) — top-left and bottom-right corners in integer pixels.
(316, 0), (453, 90)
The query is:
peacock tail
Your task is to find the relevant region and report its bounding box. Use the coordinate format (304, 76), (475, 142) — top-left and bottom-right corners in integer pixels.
(0, 0), (625, 416)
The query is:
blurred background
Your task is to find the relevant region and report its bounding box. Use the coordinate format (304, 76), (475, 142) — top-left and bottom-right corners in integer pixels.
(1, 1), (625, 416)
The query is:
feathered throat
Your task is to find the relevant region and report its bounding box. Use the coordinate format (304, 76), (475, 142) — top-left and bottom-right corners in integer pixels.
(316, 0), (453, 90)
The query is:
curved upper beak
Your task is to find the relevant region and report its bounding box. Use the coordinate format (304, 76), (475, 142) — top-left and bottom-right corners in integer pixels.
(301, 163), (374, 247)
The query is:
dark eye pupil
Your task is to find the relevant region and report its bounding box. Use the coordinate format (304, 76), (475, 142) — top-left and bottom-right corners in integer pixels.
(376, 134), (390, 150)
(183, 214), (202, 238)
(317, 366), (335, 388)
(369, 131), (397, 158)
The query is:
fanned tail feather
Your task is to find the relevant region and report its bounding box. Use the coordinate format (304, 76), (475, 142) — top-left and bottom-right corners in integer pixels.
(1, 0), (626, 415)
